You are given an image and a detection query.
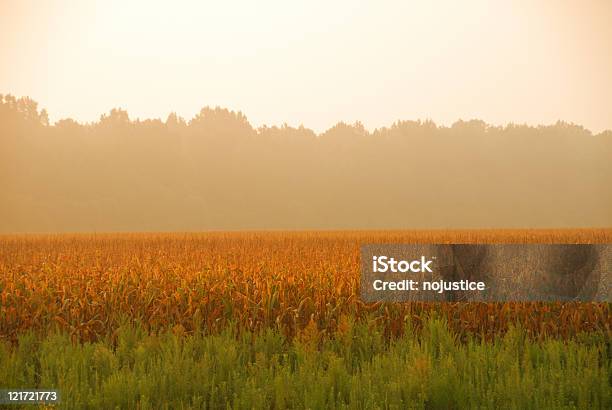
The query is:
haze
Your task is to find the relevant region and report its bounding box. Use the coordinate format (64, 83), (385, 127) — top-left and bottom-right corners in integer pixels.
(1, 0), (611, 133)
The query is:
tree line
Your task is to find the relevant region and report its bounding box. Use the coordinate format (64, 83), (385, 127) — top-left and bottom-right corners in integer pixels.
(1, 94), (611, 232)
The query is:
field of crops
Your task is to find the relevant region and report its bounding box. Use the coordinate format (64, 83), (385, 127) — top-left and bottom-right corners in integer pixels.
(1, 230), (611, 408)
(1, 230), (610, 343)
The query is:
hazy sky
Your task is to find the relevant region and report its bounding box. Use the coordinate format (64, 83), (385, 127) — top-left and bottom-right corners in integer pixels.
(1, 0), (611, 132)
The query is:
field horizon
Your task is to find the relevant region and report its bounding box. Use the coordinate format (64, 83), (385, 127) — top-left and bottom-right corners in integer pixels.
(3, 227), (612, 239)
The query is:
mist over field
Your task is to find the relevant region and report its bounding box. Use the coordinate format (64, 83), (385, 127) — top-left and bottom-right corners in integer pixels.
(1, 95), (611, 232)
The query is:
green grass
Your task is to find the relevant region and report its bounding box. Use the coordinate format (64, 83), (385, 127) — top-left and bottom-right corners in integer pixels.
(0, 318), (610, 409)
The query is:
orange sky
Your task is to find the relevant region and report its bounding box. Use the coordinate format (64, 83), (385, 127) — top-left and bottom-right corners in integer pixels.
(1, 0), (611, 132)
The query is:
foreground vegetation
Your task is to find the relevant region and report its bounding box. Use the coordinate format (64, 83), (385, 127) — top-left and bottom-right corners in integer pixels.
(1, 319), (609, 409)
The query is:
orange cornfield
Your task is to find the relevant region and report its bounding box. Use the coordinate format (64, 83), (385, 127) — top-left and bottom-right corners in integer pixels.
(1, 230), (610, 343)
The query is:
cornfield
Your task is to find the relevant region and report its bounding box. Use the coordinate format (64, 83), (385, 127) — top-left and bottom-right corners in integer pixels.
(1, 230), (610, 343)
